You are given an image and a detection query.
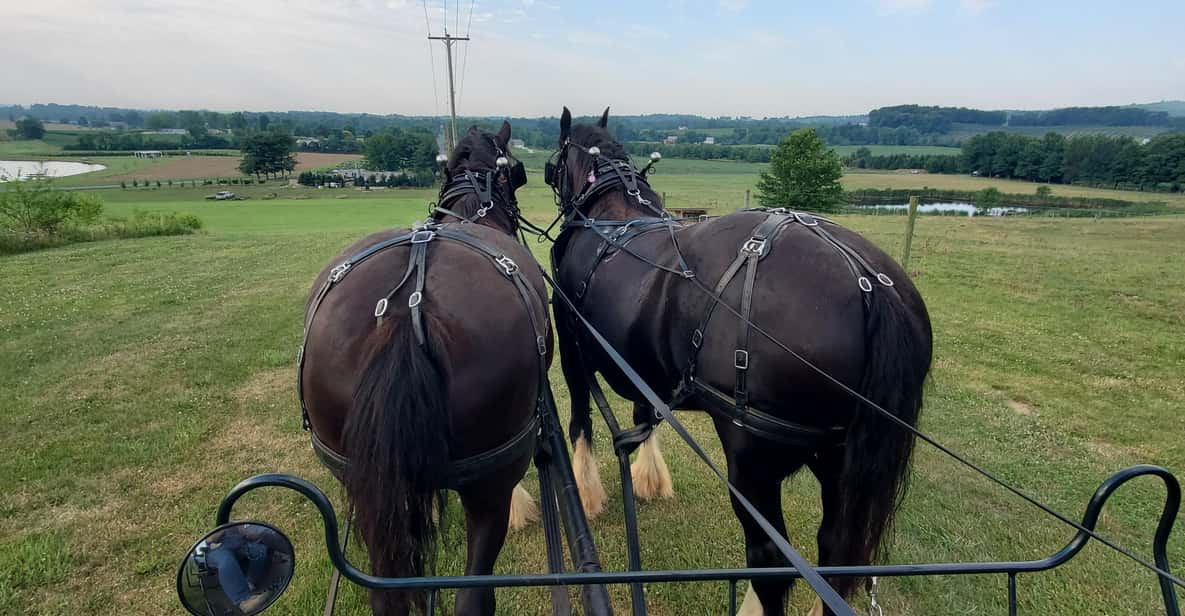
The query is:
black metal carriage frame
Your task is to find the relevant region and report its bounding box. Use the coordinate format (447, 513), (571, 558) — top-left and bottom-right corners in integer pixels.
(214, 461), (1180, 615)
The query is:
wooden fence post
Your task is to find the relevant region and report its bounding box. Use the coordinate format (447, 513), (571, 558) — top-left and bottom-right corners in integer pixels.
(744, 189), (751, 209)
(901, 195), (919, 268)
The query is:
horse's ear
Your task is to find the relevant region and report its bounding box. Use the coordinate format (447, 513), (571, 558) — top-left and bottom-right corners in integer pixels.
(496, 120), (511, 148)
(467, 125), (480, 136)
(560, 107), (572, 143)
(597, 107), (610, 128)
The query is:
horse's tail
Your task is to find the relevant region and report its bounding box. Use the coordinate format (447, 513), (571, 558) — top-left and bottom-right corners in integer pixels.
(343, 317), (450, 615)
(831, 286), (931, 595)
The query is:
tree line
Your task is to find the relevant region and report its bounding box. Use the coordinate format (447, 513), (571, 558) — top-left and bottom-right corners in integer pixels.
(845, 131), (1185, 192)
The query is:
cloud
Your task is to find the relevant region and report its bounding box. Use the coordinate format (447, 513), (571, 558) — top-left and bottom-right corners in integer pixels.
(719, 0), (748, 11)
(877, 0), (933, 15)
(960, 0), (997, 14)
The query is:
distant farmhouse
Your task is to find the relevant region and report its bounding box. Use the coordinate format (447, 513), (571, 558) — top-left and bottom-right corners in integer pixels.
(703, 136), (715, 145)
(663, 135), (678, 144)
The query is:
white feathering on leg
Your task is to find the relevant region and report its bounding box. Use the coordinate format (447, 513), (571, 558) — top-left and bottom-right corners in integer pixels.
(507, 482), (538, 531)
(572, 436), (607, 519)
(630, 432), (675, 500)
(737, 583), (764, 616)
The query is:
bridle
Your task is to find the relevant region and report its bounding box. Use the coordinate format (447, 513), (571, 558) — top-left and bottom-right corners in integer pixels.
(433, 137), (527, 227)
(544, 139), (664, 221)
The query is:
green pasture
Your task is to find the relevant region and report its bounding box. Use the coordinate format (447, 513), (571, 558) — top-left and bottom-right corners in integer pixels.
(2, 170), (1183, 615)
(830, 145), (961, 157)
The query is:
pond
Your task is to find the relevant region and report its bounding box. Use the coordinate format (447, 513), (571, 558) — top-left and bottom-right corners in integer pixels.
(856, 202), (1029, 217)
(0, 160), (107, 181)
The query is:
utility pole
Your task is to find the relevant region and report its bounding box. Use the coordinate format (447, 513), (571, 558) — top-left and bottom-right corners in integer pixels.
(428, 30), (469, 152)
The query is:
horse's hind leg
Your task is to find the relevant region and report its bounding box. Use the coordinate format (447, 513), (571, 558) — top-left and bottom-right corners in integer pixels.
(807, 450), (860, 616)
(720, 432), (803, 616)
(453, 461), (526, 616)
(630, 403), (674, 500)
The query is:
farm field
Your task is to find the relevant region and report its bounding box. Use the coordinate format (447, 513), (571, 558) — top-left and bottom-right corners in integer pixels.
(830, 144), (960, 157)
(100, 152), (362, 182)
(511, 151), (1185, 210)
(1, 170), (1183, 615)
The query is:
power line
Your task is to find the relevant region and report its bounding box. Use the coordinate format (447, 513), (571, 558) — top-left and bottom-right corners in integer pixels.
(457, 0), (475, 110)
(422, 0), (444, 143)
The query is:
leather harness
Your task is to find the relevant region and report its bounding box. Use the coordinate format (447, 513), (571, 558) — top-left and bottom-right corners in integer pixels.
(548, 148), (896, 451)
(297, 169), (548, 489)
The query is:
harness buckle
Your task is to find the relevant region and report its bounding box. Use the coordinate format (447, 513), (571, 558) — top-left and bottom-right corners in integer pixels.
(576, 281), (587, 298)
(536, 335), (547, 356)
(734, 349), (750, 370)
(858, 277), (874, 293)
(691, 329), (703, 349)
(329, 262), (351, 282)
(682, 269), (695, 279)
(374, 298), (389, 317)
(408, 291), (423, 308)
(741, 237), (767, 257)
(496, 255), (519, 276)
(477, 204), (491, 218)
(794, 212), (819, 226)
(411, 229), (436, 244)
(876, 272), (895, 287)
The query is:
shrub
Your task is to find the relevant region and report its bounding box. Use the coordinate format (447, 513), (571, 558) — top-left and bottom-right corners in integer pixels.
(0, 209), (204, 255)
(0, 179), (103, 234)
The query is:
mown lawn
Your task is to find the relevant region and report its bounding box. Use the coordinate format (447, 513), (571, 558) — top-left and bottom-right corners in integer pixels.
(1, 175), (1183, 615)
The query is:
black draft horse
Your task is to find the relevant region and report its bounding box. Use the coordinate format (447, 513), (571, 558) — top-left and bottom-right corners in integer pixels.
(300, 123), (550, 615)
(547, 108), (932, 616)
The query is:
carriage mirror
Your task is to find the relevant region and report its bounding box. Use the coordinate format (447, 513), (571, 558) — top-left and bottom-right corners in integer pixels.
(176, 522), (295, 616)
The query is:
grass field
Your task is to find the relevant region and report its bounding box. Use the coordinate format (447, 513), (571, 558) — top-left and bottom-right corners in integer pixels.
(1, 171), (1183, 615)
(830, 145), (960, 157)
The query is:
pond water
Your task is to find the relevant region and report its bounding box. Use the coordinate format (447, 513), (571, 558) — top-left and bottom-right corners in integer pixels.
(0, 160), (107, 181)
(857, 202), (1029, 217)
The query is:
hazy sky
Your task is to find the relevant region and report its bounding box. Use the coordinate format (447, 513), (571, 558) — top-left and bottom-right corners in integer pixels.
(4, 0), (1183, 117)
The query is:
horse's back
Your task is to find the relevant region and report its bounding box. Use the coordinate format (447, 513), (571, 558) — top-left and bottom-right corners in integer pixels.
(302, 223), (549, 458)
(656, 210), (928, 424)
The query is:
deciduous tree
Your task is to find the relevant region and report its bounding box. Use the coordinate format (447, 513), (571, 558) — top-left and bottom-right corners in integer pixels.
(755, 128), (844, 212)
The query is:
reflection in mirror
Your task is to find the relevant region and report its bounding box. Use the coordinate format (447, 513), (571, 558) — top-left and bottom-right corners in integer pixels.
(176, 521), (295, 616)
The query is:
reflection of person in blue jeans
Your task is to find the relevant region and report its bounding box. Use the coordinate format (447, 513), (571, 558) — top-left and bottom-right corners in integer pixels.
(205, 528), (271, 612)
